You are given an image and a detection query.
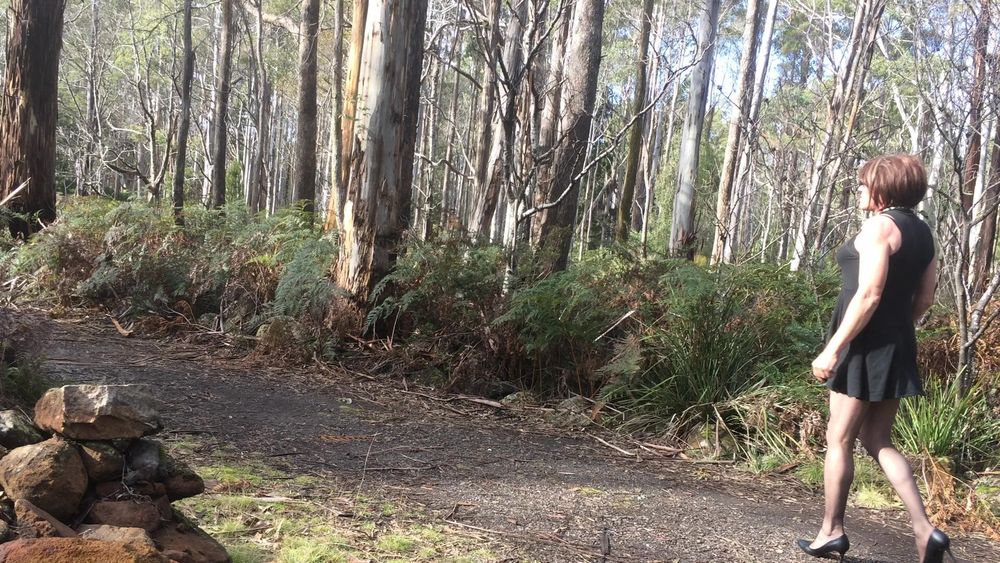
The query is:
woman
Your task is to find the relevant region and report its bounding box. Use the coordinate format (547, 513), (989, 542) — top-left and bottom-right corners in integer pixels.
(796, 155), (953, 562)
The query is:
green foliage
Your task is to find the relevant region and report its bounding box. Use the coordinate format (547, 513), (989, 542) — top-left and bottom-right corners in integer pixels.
(497, 248), (645, 393)
(591, 261), (836, 436)
(895, 377), (1000, 469)
(10, 199), (326, 336)
(0, 344), (50, 407)
(367, 237), (506, 337)
(274, 238), (339, 326)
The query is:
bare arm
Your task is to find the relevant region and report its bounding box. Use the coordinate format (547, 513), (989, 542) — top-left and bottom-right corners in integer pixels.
(812, 216), (894, 382)
(912, 257), (936, 321)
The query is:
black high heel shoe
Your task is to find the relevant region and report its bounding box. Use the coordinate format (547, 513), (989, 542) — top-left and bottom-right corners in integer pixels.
(923, 529), (956, 563)
(797, 535), (850, 559)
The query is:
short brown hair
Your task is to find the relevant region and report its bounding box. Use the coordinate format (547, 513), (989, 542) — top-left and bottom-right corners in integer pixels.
(858, 154), (927, 208)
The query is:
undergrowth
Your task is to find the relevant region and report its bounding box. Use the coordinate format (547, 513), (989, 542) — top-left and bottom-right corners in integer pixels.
(5, 198), (1000, 534)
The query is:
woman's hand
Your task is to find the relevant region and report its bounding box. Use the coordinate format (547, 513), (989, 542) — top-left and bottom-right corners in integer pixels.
(812, 349), (839, 382)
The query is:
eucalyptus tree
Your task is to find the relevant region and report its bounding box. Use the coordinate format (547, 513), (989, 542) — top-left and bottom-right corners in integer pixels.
(614, 0), (654, 243)
(669, 0), (720, 258)
(710, 0), (765, 264)
(292, 0), (321, 219)
(531, 0), (605, 272)
(335, 0), (430, 301)
(0, 0), (67, 238)
(788, 0), (886, 271)
(172, 0), (195, 225)
(209, 0), (235, 210)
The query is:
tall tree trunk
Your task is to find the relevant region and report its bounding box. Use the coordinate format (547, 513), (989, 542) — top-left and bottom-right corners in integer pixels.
(172, 0), (195, 225)
(328, 0), (369, 231)
(323, 0), (346, 229)
(209, 0), (234, 210)
(961, 0), (990, 215)
(669, 0), (721, 258)
(972, 112), (1000, 294)
(83, 0), (101, 197)
(468, 0), (504, 239)
(440, 33), (463, 230)
(335, 0), (429, 301)
(710, 0), (763, 264)
(293, 0), (321, 220)
(0, 0), (66, 239)
(249, 0), (270, 215)
(531, 5), (571, 246)
(532, 0), (605, 272)
(728, 0), (778, 262)
(471, 0), (528, 241)
(615, 0), (654, 242)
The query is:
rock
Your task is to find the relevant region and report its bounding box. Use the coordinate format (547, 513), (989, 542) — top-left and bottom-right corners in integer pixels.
(151, 513), (229, 563)
(125, 440), (161, 485)
(95, 481), (167, 500)
(0, 538), (168, 563)
(34, 385), (162, 440)
(78, 441), (125, 482)
(160, 451), (204, 501)
(543, 396), (593, 429)
(76, 524), (157, 552)
(13, 499), (77, 538)
(0, 437), (88, 521)
(85, 500), (163, 532)
(0, 410), (46, 450)
(500, 391), (538, 406)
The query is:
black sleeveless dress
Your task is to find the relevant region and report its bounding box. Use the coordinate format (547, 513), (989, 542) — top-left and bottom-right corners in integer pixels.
(825, 208), (935, 401)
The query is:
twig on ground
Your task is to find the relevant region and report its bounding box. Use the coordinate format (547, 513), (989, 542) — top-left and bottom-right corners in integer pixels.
(444, 502), (477, 520)
(639, 442), (683, 455)
(590, 435), (638, 458)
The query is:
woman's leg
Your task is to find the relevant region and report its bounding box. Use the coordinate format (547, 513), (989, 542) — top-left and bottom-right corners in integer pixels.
(859, 399), (934, 560)
(812, 391), (869, 547)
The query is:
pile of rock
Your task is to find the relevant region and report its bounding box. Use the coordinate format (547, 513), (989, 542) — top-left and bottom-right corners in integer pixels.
(0, 384), (229, 563)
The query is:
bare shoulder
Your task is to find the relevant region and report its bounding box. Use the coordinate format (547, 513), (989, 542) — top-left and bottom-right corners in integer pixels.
(855, 214), (901, 251)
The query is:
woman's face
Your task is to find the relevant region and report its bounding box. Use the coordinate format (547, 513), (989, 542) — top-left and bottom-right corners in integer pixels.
(857, 183), (880, 212)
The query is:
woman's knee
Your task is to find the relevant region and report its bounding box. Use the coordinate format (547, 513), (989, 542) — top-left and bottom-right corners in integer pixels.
(826, 426), (857, 449)
(859, 430), (891, 457)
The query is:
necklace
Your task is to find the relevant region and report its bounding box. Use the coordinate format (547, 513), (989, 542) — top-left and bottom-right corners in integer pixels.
(880, 206), (913, 214)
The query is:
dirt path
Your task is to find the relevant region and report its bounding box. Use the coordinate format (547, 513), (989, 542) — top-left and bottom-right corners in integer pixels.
(39, 314), (1000, 562)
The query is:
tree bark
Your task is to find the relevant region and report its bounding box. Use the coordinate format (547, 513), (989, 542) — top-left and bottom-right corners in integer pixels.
(710, 0), (763, 264)
(669, 0), (721, 258)
(335, 0), (429, 301)
(327, 0), (370, 231)
(0, 0), (67, 238)
(323, 0), (346, 229)
(614, 0), (654, 242)
(533, 0), (605, 272)
(293, 0), (321, 220)
(961, 0), (990, 215)
(209, 0), (234, 210)
(972, 109), (1000, 295)
(171, 0), (195, 225)
(248, 0), (270, 215)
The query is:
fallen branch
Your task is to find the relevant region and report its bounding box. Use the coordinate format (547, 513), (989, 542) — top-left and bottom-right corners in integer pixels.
(110, 316), (134, 337)
(590, 435), (638, 458)
(639, 442), (683, 454)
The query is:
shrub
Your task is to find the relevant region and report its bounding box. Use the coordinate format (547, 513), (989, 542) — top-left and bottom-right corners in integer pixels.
(895, 376), (1000, 469)
(10, 199), (327, 339)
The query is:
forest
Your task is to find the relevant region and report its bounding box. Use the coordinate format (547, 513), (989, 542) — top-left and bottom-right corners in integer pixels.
(1, 0), (1000, 561)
